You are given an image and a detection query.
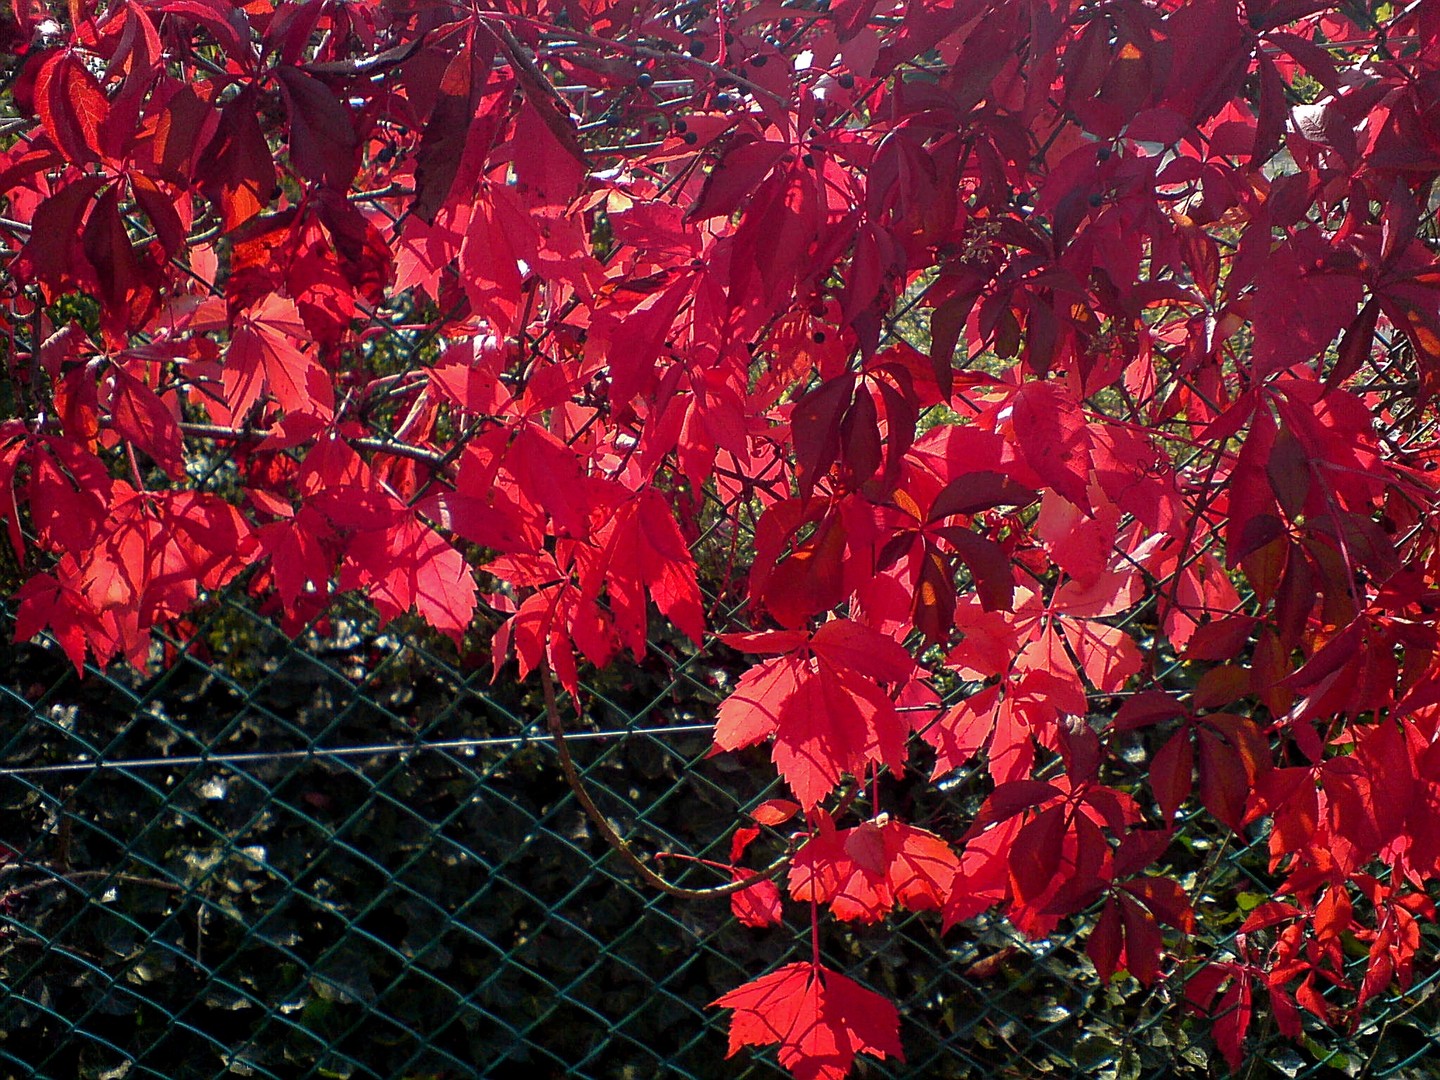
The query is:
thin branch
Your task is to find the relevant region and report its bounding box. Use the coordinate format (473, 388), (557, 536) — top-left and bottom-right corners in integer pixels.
(1, 868), (186, 901)
(177, 421), (454, 469)
(541, 666), (793, 901)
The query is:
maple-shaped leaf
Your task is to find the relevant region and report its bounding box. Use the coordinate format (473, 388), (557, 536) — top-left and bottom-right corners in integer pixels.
(583, 488), (705, 658)
(223, 294), (334, 420)
(788, 813), (960, 922)
(712, 962), (903, 1080)
(337, 502), (477, 643)
(714, 621), (911, 807)
(13, 563), (97, 674)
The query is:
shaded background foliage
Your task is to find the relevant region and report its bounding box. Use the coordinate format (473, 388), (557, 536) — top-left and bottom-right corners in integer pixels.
(3, 591), (1440, 1079)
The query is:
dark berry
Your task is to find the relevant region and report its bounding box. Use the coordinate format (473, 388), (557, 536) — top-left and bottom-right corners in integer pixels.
(1087, 193), (1103, 207)
(715, 93), (734, 108)
(1096, 146), (1111, 161)
(689, 37), (706, 56)
(637, 71), (653, 88)
(813, 331), (826, 343)
(803, 153), (814, 167)
(683, 131), (698, 144)
(751, 54), (767, 66)
(674, 118), (688, 133)
(837, 72), (855, 89)
(779, 17), (794, 30)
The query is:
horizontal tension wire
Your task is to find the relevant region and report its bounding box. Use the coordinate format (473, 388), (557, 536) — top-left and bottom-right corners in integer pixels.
(0, 723), (720, 779)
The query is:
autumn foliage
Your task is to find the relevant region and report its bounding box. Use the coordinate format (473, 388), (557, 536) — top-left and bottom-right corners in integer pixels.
(3, 0), (1440, 1073)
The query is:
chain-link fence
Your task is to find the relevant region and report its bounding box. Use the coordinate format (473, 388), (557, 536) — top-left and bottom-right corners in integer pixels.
(4, 577), (1440, 1080)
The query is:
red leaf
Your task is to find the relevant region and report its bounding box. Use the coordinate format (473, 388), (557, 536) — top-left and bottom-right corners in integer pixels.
(730, 873), (784, 928)
(338, 509), (477, 642)
(27, 444), (109, 554)
(714, 632), (909, 808)
(275, 68), (359, 188)
(1124, 876), (1194, 933)
(514, 99), (588, 207)
(1212, 982), (1253, 1072)
(1088, 897), (1124, 983)
(13, 567), (95, 675)
(587, 489), (705, 657)
(198, 89), (278, 232)
(937, 528), (1014, 612)
(788, 817), (891, 921)
(109, 367), (184, 480)
(224, 294), (335, 420)
(928, 471), (1038, 520)
(809, 619), (914, 683)
(713, 963), (813, 1058)
(883, 820), (960, 912)
(1113, 691), (1185, 731)
(1063, 618), (1143, 694)
(921, 684), (1000, 777)
(1149, 728), (1194, 823)
(1011, 380), (1093, 511)
(505, 426), (593, 538)
(845, 820), (888, 874)
(768, 663), (906, 808)
(1118, 891), (1164, 986)
(715, 655), (797, 753)
(413, 30), (496, 223)
(687, 139), (790, 222)
(1008, 804), (1067, 906)
(839, 389), (882, 488)
(792, 375), (856, 500)
(751, 799), (801, 826)
(1196, 726), (1249, 832)
(34, 51), (107, 164)
(712, 963), (903, 1080)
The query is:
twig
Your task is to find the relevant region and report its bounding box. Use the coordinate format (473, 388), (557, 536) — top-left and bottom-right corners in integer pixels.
(177, 421), (454, 469)
(1, 868), (186, 901)
(541, 666), (793, 900)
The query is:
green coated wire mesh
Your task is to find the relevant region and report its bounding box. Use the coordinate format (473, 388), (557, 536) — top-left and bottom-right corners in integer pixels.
(4, 579), (1440, 1080)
